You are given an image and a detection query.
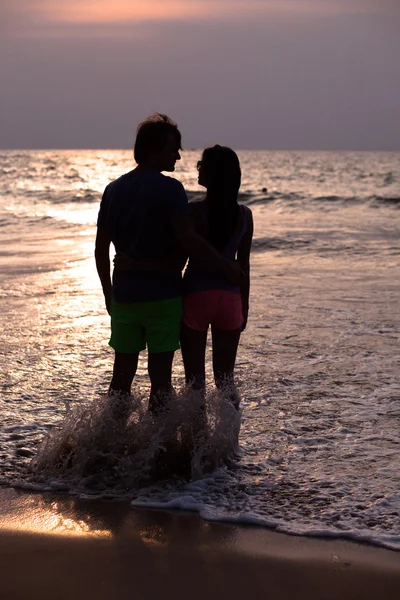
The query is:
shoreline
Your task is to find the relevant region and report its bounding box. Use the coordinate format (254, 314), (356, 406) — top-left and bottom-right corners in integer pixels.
(0, 488), (399, 600)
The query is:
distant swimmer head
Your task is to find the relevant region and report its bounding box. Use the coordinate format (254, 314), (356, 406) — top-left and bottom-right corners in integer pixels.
(197, 145), (241, 201)
(134, 113), (182, 172)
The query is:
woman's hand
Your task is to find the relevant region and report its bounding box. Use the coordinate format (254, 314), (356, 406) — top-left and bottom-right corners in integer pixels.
(241, 297), (249, 331)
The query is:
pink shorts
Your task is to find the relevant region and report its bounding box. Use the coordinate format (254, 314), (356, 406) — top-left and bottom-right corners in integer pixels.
(183, 290), (244, 332)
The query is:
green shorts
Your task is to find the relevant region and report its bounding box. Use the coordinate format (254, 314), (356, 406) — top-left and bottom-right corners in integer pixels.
(109, 297), (183, 354)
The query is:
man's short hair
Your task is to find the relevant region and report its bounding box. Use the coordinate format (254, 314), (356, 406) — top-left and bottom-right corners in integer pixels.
(134, 113), (182, 164)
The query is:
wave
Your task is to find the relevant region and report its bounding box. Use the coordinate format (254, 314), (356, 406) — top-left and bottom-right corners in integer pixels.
(0, 212), (64, 226)
(4, 185), (400, 211)
(187, 190), (304, 206)
(188, 190), (400, 208)
(311, 194), (399, 207)
(0, 217), (18, 228)
(130, 486), (400, 552)
(187, 190), (364, 206)
(373, 195), (400, 206)
(1, 189), (100, 204)
(252, 236), (313, 253)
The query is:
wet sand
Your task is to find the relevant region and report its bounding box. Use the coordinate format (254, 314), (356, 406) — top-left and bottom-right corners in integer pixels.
(0, 488), (399, 600)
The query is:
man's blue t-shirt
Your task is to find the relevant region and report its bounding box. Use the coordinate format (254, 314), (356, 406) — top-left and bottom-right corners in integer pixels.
(97, 169), (188, 302)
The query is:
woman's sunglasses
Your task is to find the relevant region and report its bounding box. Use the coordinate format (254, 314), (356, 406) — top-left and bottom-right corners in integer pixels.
(196, 160), (202, 172)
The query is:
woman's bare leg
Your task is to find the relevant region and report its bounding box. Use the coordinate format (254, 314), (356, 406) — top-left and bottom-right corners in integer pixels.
(211, 327), (241, 409)
(181, 324), (209, 435)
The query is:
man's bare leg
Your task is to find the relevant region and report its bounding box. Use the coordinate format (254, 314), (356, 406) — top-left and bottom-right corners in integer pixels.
(109, 351), (139, 395)
(147, 351), (175, 414)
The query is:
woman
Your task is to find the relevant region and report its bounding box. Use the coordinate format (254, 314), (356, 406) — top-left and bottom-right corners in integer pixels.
(181, 146), (253, 409)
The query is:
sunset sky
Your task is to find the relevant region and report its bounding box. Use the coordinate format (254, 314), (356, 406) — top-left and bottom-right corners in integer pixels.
(1, 0), (399, 149)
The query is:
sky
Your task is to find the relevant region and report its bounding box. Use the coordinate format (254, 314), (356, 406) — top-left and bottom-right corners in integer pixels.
(1, 0), (399, 150)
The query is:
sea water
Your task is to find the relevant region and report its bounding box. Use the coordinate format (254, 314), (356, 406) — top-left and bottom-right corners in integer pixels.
(0, 149), (399, 550)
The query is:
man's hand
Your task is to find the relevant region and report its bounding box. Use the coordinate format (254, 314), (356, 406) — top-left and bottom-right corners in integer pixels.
(105, 292), (112, 316)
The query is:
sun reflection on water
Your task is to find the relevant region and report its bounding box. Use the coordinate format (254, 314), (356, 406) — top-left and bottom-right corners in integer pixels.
(0, 493), (111, 538)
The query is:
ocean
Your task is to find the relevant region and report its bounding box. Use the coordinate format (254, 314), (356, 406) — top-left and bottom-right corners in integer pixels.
(1, 149), (399, 550)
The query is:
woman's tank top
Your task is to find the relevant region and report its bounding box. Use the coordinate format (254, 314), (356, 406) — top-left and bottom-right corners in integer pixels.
(183, 202), (248, 294)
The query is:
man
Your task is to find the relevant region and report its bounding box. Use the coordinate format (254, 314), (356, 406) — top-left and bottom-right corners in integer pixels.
(95, 113), (241, 414)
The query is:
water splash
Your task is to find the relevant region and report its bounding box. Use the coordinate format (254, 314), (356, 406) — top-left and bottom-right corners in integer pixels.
(28, 387), (242, 496)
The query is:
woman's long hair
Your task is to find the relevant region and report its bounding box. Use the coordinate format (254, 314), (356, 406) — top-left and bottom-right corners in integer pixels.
(202, 145), (241, 250)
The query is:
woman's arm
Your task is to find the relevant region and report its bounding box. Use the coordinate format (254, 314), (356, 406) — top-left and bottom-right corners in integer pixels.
(114, 248), (188, 274)
(170, 214), (244, 286)
(237, 207), (253, 331)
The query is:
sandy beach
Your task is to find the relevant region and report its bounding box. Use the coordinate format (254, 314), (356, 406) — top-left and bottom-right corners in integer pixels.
(0, 488), (399, 600)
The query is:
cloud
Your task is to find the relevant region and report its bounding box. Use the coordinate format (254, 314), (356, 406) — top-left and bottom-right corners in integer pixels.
(3, 0), (399, 37)
(34, 0), (207, 24)
(32, 0), (354, 25)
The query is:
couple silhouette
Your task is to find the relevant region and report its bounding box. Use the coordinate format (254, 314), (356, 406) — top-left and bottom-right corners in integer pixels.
(95, 113), (253, 417)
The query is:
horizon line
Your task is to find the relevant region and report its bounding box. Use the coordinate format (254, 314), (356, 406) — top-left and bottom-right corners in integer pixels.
(1, 147), (399, 153)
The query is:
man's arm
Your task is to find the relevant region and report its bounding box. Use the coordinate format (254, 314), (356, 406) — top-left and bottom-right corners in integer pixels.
(237, 208), (253, 331)
(170, 214), (244, 285)
(95, 226), (112, 315)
